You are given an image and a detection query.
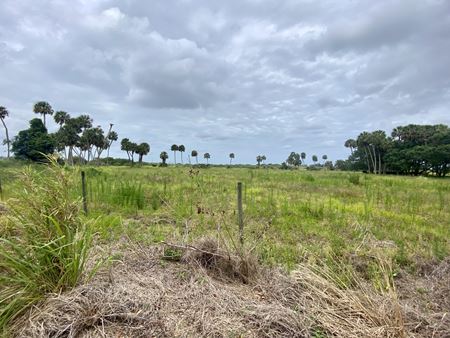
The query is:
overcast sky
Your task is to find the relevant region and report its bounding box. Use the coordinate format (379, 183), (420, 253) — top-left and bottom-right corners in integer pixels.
(1, 0), (449, 163)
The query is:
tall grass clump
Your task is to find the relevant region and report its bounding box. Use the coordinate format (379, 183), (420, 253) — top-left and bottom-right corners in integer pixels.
(0, 158), (94, 333)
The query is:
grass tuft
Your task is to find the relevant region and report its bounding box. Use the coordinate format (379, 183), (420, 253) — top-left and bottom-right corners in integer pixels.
(0, 158), (95, 334)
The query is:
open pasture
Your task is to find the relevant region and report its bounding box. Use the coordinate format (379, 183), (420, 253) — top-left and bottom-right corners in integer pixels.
(2, 164), (448, 270)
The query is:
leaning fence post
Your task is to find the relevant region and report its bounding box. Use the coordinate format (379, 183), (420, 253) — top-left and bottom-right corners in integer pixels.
(81, 171), (88, 215)
(237, 182), (244, 245)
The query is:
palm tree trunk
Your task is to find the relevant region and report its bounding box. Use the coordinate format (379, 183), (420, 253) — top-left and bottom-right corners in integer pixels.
(181, 152), (183, 164)
(68, 146), (74, 166)
(1, 118), (10, 158)
(173, 151), (177, 164)
(43, 114), (46, 128)
(363, 147), (371, 172)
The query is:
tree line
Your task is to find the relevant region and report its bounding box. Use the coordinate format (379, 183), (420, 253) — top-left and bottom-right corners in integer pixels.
(1, 103), (448, 175)
(338, 124), (450, 176)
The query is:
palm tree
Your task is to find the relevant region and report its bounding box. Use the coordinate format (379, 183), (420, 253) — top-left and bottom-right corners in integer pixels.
(106, 129), (118, 159)
(229, 153), (235, 165)
(136, 142), (150, 164)
(204, 152), (210, 164)
(191, 150), (198, 164)
(171, 144), (179, 164)
(54, 111), (70, 126)
(178, 144), (185, 164)
(301, 152), (306, 165)
(33, 101), (54, 127)
(312, 155), (318, 164)
(0, 106), (10, 158)
(256, 155), (262, 166)
(78, 114), (93, 130)
(322, 155), (328, 163)
(160, 151), (168, 165)
(261, 155), (266, 164)
(344, 139), (357, 155)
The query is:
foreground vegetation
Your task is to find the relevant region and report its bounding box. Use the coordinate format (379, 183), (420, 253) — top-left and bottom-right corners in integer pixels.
(1, 160), (449, 336)
(2, 162), (448, 269)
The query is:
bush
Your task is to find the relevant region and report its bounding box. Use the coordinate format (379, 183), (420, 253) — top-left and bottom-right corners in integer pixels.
(348, 174), (361, 185)
(0, 158), (95, 333)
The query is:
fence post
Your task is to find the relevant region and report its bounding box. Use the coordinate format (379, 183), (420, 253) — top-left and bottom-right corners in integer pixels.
(0, 176), (3, 200)
(237, 182), (244, 245)
(81, 171), (88, 215)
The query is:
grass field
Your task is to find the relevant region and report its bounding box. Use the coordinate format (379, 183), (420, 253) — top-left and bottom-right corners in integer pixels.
(1, 162), (450, 336)
(2, 164), (449, 271)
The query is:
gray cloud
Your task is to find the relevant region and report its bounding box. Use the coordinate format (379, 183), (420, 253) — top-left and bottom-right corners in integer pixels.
(0, 0), (449, 163)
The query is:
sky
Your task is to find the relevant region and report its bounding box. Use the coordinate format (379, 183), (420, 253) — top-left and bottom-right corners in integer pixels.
(1, 0), (450, 164)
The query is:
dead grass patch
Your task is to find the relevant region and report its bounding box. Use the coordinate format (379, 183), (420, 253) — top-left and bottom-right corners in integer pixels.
(10, 239), (414, 338)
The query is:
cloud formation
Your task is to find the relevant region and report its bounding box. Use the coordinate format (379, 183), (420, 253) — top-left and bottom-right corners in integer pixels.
(1, 0), (449, 163)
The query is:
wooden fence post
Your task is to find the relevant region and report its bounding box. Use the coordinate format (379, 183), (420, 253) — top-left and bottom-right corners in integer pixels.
(81, 171), (88, 215)
(237, 182), (244, 245)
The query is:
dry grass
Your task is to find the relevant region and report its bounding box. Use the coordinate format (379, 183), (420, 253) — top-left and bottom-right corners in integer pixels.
(11, 238), (413, 338)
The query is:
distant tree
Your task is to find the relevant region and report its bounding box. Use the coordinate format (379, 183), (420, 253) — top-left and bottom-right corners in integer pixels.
(344, 139), (357, 155)
(11, 118), (55, 161)
(56, 115), (86, 165)
(301, 152), (306, 164)
(33, 101), (54, 127)
(178, 144), (185, 164)
(262, 155), (266, 164)
(256, 155), (262, 166)
(312, 155), (318, 164)
(204, 152), (211, 164)
(171, 144), (179, 164)
(322, 155), (328, 163)
(324, 160), (333, 170)
(79, 126), (108, 161)
(286, 152), (301, 167)
(191, 150), (198, 164)
(106, 130), (118, 159)
(121, 138), (133, 162)
(54, 111), (70, 126)
(229, 153), (235, 165)
(78, 114), (93, 130)
(160, 151), (169, 165)
(0, 106), (10, 158)
(136, 142), (150, 164)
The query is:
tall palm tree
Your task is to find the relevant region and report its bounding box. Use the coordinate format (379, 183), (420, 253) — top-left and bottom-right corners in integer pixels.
(136, 142), (150, 164)
(256, 155), (262, 166)
(204, 152), (210, 164)
(261, 155), (266, 164)
(171, 144), (178, 164)
(344, 139), (357, 155)
(191, 150), (198, 164)
(322, 155), (328, 163)
(312, 155), (318, 164)
(301, 152), (306, 165)
(0, 106), (10, 158)
(229, 153), (235, 165)
(106, 130), (118, 159)
(160, 151), (168, 165)
(178, 144), (185, 164)
(33, 101), (54, 127)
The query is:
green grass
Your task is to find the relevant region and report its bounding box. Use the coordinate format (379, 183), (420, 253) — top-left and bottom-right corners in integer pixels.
(2, 163), (449, 272)
(0, 161), (96, 334)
